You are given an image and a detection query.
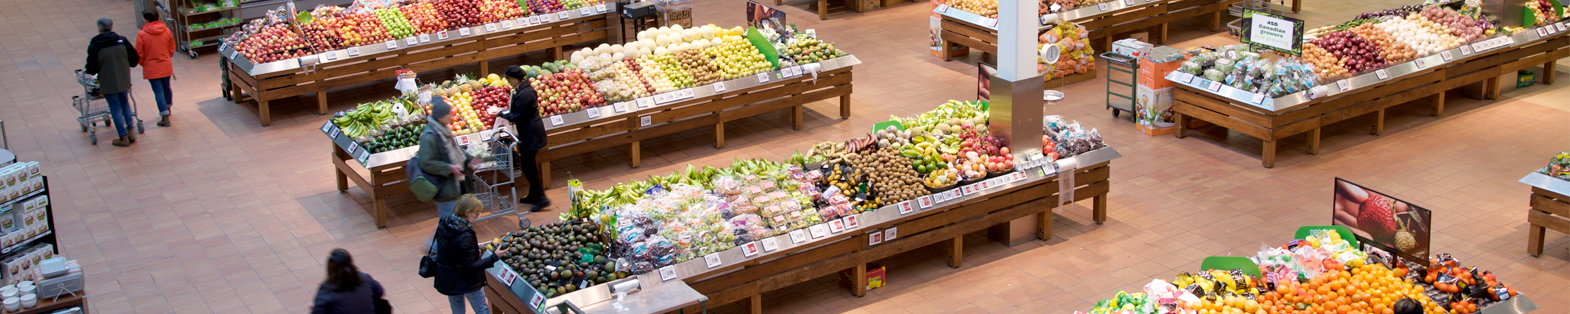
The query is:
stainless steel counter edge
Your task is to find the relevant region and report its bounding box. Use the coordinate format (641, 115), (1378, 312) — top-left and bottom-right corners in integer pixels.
(541, 55), (862, 132)
(1520, 172), (1570, 197)
(1167, 27), (1568, 112)
(231, 3), (620, 77)
(936, 0), (1172, 31)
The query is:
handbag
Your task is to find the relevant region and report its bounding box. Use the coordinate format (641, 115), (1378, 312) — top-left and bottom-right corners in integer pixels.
(418, 240), (442, 278)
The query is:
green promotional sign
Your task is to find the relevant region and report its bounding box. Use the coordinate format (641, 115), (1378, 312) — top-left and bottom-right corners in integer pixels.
(1240, 9), (1305, 56)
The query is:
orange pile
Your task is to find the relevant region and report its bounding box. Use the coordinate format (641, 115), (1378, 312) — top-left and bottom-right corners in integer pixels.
(1255, 263), (1446, 314)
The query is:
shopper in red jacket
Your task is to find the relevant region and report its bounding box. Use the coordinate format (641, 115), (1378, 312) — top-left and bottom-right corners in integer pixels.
(136, 10), (177, 127)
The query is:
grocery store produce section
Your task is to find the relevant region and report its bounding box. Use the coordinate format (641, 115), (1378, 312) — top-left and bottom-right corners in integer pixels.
(1078, 228), (1539, 314)
(222, 0), (620, 126)
(934, 0), (1239, 62)
(1167, 1), (1570, 167)
(476, 99), (1118, 313)
(325, 24), (858, 228)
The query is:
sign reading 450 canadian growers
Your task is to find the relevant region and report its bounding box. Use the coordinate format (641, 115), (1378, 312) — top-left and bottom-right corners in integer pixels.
(1241, 9), (1305, 56)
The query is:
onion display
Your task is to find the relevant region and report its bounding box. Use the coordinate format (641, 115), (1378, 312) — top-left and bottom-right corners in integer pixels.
(1418, 6), (1490, 42)
(1373, 15), (1464, 57)
(1349, 24), (1416, 64)
(1310, 31), (1387, 74)
(1301, 43), (1350, 82)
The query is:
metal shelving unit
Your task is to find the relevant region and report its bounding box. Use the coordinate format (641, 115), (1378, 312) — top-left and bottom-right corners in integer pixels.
(168, 0), (242, 58)
(1101, 52), (1137, 118)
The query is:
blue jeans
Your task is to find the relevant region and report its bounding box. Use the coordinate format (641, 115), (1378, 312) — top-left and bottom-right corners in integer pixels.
(148, 77), (173, 115)
(448, 289), (488, 314)
(103, 91), (134, 137)
(437, 200), (457, 218)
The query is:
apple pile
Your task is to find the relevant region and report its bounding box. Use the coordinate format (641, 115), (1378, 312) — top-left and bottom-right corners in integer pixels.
(471, 85), (510, 129)
(673, 49), (721, 86)
(399, 1), (449, 34)
(633, 56), (681, 94)
(527, 0), (563, 15)
(704, 35), (771, 79)
(526, 61), (608, 117)
(346, 11), (393, 45)
(375, 8), (416, 39)
(300, 10), (348, 51)
(235, 24), (315, 63)
(435, 0), (485, 27)
(480, 0), (527, 22)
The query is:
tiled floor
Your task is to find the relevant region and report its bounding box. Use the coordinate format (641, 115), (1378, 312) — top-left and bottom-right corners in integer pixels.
(0, 0), (1567, 313)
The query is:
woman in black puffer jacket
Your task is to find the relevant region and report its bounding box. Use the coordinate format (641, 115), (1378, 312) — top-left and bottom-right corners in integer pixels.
(433, 194), (507, 313)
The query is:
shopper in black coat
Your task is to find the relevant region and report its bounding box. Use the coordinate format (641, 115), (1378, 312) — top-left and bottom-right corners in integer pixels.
(85, 17), (141, 147)
(499, 65), (551, 212)
(434, 194), (507, 314)
(311, 249), (388, 314)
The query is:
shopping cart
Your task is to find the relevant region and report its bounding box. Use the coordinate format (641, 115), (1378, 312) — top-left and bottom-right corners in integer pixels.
(468, 131), (521, 227)
(73, 69), (145, 145)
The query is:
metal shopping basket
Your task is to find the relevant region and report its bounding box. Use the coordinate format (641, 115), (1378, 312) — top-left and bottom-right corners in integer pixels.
(72, 69), (144, 145)
(468, 131), (521, 226)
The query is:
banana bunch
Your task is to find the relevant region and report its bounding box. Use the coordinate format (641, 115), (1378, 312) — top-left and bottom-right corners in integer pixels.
(332, 100), (402, 139)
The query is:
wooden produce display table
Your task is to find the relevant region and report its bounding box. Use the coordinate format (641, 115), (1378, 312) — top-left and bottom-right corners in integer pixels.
(936, 0), (1237, 61)
(224, 6), (620, 126)
(322, 56), (860, 227)
(1171, 29), (1569, 168)
(536, 57), (860, 188)
(1521, 172), (1570, 257)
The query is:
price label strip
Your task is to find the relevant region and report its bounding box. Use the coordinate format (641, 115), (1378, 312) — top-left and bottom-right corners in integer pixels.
(757, 72), (770, 83)
(581, 7), (593, 15)
(502, 20), (514, 29)
(869, 232), (884, 246)
(704, 253), (722, 268)
(1336, 80), (1352, 92)
(1097, 2), (1109, 11)
(761, 237), (779, 252)
(828, 220), (846, 233)
(405, 37), (418, 45)
(613, 102), (628, 113)
(844, 215), (860, 229)
(637, 97), (654, 108)
(1374, 69), (1389, 80)
(884, 228), (898, 241)
(659, 266), (677, 281)
(559, 11), (570, 20)
(1440, 50), (1452, 62)
(712, 82), (726, 92)
(742, 242), (760, 257)
(597, 4), (608, 12)
(789, 229), (808, 244)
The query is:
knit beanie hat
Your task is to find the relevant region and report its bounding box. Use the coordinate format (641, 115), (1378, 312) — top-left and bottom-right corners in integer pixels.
(505, 65), (527, 80)
(430, 96), (452, 119)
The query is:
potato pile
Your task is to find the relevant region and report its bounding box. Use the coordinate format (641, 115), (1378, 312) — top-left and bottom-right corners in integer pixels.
(950, 0), (998, 17)
(674, 49), (722, 86)
(867, 147), (927, 207)
(1349, 24), (1416, 64)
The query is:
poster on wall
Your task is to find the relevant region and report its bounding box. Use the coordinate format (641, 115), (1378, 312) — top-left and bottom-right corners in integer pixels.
(747, 2), (790, 40)
(978, 62), (996, 100)
(1332, 178), (1432, 265)
(1240, 9), (1305, 56)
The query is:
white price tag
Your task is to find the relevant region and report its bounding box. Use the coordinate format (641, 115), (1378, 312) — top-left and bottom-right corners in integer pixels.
(385, 40), (397, 49)
(1460, 45), (1473, 55)
(328, 126), (341, 139)
(742, 242), (760, 257)
(550, 115), (564, 126)
(405, 37), (418, 45)
(788, 229), (809, 244)
(869, 232), (884, 246)
(1374, 69), (1389, 80)
(321, 122), (334, 134)
(884, 228), (898, 241)
(586, 107), (601, 118)
(935, 4), (949, 13)
(1558, 22), (1566, 32)
(1124, 0), (1135, 6)
(1336, 80), (1351, 91)
(358, 151), (370, 164)
(529, 293), (546, 310)
(613, 102), (627, 113)
(1538, 27), (1548, 37)
(758, 73), (770, 83)
(637, 97), (653, 108)
(597, 4), (607, 12)
(1179, 72), (1195, 83)
(323, 52), (336, 61)
(712, 82), (726, 92)
(703, 253), (722, 268)
(347, 47), (360, 56)
(809, 224), (828, 238)
(437, 31), (449, 40)
(501, 20), (514, 29)
(897, 201), (913, 215)
(1207, 81), (1222, 92)
(486, 23), (499, 31)
(532, 16), (543, 24)
(581, 8), (593, 15)
(1249, 93), (1266, 105)
(1097, 2), (1109, 11)
(459, 28), (472, 36)
(640, 115), (651, 126)
(498, 264), (521, 286)
(1412, 58), (1426, 69)
(827, 220), (846, 233)
(682, 89), (695, 98)
(984, 18), (998, 28)
(347, 141), (360, 154)
(419, 34), (431, 42)
(559, 11), (570, 20)
(844, 215), (860, 229)
(1440, 51), (1452, 62)
(658, 266), (677, 281)
(760, 237), (778, 252)
(516, 17), (529, 26)
(917, 195), (933, 208)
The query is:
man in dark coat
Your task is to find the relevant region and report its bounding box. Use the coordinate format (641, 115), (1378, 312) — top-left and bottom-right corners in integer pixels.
(499, 65), (550, 212)
(85, 17), (140, 147)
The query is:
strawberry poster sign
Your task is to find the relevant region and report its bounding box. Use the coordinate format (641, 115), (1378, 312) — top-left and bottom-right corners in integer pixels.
(1332, 178), (1431, 264)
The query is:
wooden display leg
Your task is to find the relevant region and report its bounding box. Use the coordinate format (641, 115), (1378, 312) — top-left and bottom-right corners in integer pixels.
(479, 60), (490, 76)
(551, 46), (564, 62)
(839, 95), (851, 119)
(1528, 223), (1545, 257)
(1292, 0), (1301, 12)
(1308, 128), (1321, 155)
(373, 194), (388, 228)
(1093, 193), (1107, 224)
(1211, 11), (1223, 32)
(818, 0), (828, 20)
(1371, 109), (1385, 135)
(1173, 112), (1189, 138)
(851, 263), (867, 297)
(715, 122), (725, 148)
(1261, 140), (1277, 168)
(750, 294), (763, 314)
(318, 91), (329, 115)
(1037, 211), (1052, 240)
(1544, 62), (1557, 84)
(334, 144), (350, 192)
(630, 141), (641, 168)
(1431, 93), (1445, 116)
(540, 161), (552, 189)
(1485, 77), (1500, 99)
(793, 105), (805, 130)
(946, 236), (963, 268)
(259, 99), (272, 126)
(1156, 23), (1169, 44)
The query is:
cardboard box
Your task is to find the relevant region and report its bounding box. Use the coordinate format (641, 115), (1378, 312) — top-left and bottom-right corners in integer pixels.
(1111, 38), (1152, 59)
(839, 263), (886, 291)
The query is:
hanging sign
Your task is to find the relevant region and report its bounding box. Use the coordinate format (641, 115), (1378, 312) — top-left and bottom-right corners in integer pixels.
(1239, 9), (1304, 56)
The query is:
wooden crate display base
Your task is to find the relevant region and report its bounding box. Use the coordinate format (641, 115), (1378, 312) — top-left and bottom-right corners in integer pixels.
(680, 162), (1112, 313)
(536, 66), (855, 188)
(1528, 187), (1570, 257)
(331, 144), (407, 228)
(1172, 35), (1570, 168)
(937, 0), (1237, 61)
(228, 13), (617, 126)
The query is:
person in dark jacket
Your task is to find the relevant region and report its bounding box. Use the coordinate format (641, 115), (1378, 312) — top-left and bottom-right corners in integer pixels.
(85, 17), (140, 147)
(434, 194), (507, 314)
(311, 249), (387, 314)
(417, 97), (475, 218)
(498, 65), (550, 212)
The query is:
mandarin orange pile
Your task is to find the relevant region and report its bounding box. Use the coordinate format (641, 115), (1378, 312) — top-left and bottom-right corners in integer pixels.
(1254, 263), (1446, 314)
